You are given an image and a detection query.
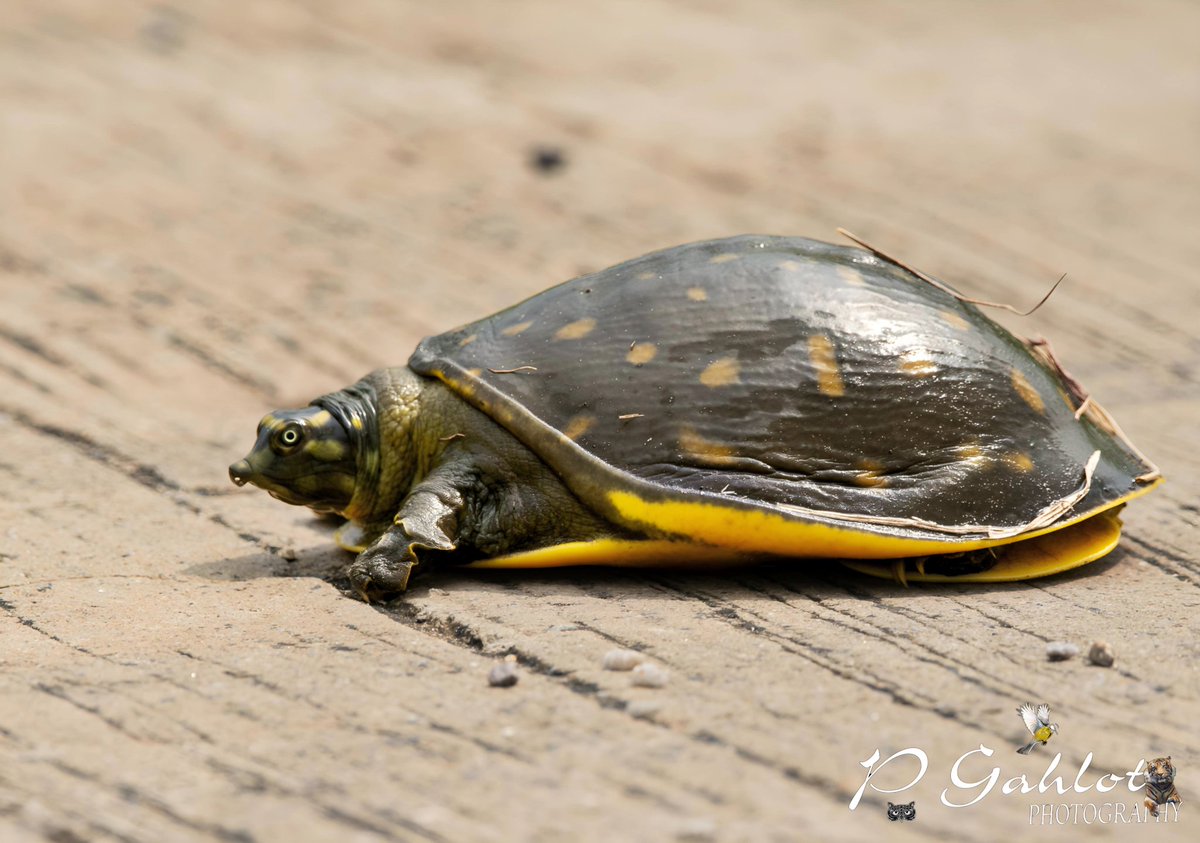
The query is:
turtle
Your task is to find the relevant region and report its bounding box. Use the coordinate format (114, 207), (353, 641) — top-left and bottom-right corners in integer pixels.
(228, 235), (1161, 600)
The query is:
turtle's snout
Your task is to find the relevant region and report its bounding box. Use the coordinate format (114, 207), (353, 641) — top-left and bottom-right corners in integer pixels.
(229, 459), (254, 487)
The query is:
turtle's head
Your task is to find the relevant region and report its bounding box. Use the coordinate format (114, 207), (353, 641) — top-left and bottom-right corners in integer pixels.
(229, 406), (357, 512)
(229, 380), (380, 515)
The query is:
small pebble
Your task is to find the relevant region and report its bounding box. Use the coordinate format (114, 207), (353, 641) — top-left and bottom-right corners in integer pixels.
(529, 145), (566, 174)
(676, 818), (717, 842)
(602, 648), (646, 671)
(488, 661), (519, 688)
(1087, 640), (1115, 668)
(279, 546), (297, 562)
(631, 663), (669, 688)
(1046, 641), (1079, 662)
(626, 700), (662, 720)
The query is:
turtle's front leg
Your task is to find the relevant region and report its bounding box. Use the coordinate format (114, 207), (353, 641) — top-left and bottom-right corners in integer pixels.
(348, 482), (463, 601)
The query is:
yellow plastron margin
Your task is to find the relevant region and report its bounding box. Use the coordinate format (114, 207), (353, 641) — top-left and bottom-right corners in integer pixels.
(605, 477), (1159, 560)
(840, 510), (1123, 583)
(464, 539), (756, 569)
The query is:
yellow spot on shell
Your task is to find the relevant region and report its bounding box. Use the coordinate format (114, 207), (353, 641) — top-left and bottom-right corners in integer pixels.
(351, 416), (364, 431)
(686, 287), (708, 302)
(854, 460), (888, 488)
(778, 260), (801, 272)
(626, 342), (657, 365)
(699, 356), (740, 388)
(836, 265), (866, 286)
(1004, 452), (1035, 472)
(955, 443), (992, 470)
(501, 321), (533, 336)
(562, 415), (594, 441)
(458, 333), (478, 347)
(940, 310), (971, 331)
(305, 439), (347, 461)
(466, 368), (483, 378)
(899, 350), (938, 377)
(709, 253), (740, 264)
(807, 335), (844, 397)
(679, 427), (737, 467)
(1011, 368), (1046, 414)
(554, 318), (596, 341)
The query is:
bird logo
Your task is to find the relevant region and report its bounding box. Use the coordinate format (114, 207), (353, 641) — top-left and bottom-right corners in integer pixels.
(1016, 702), (1058, 754)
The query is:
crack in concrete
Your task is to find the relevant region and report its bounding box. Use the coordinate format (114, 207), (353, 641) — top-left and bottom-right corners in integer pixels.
(1124, 535), (1200, 586)
(752, 578), (1044, 702)
(0, 326), (109, 390)
(34, 683), (149, 745)
(44, 759), (258, 843)
(0, 407), (292, 560)
(652, 579), (929, 712)
(378, 596), (867, 811)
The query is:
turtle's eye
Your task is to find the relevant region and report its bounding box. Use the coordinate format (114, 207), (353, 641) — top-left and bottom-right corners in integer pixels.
(273, 424), (304, 452)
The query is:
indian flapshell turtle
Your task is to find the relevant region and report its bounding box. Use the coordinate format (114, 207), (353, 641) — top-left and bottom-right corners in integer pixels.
(229, 235), (1160, 598)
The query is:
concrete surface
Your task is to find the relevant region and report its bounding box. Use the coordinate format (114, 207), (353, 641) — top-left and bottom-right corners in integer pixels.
(1, 1), (1197, 841)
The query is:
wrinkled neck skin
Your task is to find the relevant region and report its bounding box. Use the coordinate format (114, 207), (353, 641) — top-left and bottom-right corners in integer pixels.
(310, 374), (381, 522)
(319, 366), (454, 528)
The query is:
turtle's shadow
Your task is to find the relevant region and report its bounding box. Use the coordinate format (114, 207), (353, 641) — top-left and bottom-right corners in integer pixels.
(188, 529), (1133, 605)
(183, 544), (348, 584)
(435, 545), (1130, 602)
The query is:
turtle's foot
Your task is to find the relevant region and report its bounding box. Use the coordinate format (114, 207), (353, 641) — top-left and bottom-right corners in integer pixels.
(920, 547), (1000, 577)
(346, 485), (461, 601)
(347, 545), (417, 602)
(875, 549), (996, 586)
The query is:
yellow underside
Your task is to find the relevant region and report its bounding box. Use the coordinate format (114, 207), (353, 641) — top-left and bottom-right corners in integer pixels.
(466, 538), (756, 569)
(473, 508), (1122, 580)
(605, 477), (1159, 560)
(841, 509), (1123, 583)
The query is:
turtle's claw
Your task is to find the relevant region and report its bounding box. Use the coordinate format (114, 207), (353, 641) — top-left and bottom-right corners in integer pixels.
(348, 546), (415, 602)
(353, 580), (373, 604)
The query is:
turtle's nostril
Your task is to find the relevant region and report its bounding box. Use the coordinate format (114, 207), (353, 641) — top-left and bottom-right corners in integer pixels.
(229, 460), (253, 487)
